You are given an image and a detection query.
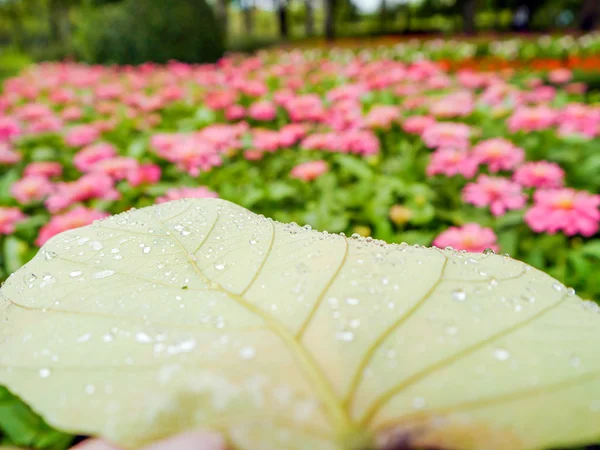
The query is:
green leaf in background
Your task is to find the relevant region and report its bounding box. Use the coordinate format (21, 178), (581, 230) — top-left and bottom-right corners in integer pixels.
(0, 199), (600, 450)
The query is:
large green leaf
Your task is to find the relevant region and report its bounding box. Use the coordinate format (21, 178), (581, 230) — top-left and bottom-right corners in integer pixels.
(0, 199), (599, 450)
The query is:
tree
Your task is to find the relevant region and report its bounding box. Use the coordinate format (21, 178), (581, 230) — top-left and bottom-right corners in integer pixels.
(459, 0), (478, 34)
(580, 0), (600, 31)
(214, 0), (228, 37)
(241, 0), (253, 35)
(379, 0), (388, 32)
(0, 0), (26, 49)
(304, 0), (314, 37)
(324, 0), (335, 40)
(274, 0), (288, 39)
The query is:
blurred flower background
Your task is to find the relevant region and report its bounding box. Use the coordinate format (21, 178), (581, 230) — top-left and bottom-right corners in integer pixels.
(0, 0), (600, 448)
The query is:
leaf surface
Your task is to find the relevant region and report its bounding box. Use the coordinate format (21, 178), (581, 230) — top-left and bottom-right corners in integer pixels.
(0, 199), (599, 450)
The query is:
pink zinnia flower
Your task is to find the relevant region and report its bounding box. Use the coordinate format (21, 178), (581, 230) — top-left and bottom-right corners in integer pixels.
(285, 95), (325, 122)
(93, 157), (139, 180)
(225, 105), (246, 121)
(472, 138), (524, 173)
(290, 160), (328, 182)
(61, 106), (84, 121)
(508, 106), (556, 133)
(279, 123), (307, 147)
(429, 92), (475, 118)
(513, 161), (564, 189)
(463, 175), (527, 216)
(0, 207), (27, 235)
(24, 162), (63, 178)
(364, 105), (401, 129)
(433, 223), (499, 253)
(45, 173), (120, 213)
(402, 116), (436, 135)
(0, 143), (21, 165)
(126, 164), (161, 187)
(548, 68), (572, 84)
(248, 101), (277, 121)
(422, 122), (472, 150)
(11, 176), (55, 204)
(65, 124), (101, 147)
(0, 116), (21, 142)
(36, 206), (109, 246)
(27, 115), (63, 134)
(427, 148), (479, 179)
(156, 186), (218, 203)
(525, 188), (600, 237)
(74, 142), (118, 172)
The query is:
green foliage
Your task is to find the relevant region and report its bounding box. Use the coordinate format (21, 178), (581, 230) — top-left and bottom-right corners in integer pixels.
(73, 0), (224, 64)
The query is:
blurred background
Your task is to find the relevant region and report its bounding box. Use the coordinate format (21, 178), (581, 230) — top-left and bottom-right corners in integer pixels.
(0, 0), (598, 72)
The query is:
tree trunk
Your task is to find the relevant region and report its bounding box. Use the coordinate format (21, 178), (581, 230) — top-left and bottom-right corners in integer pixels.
(276, 0), (288, 39)
(7, 6), (24, 49)
(404, 4), (411, 33)
(379, 0), (387, 32)
(580, 0), (600, 31)
(243, 1), (254, 35)
(461, 0), (477, 34)
(324, 0), (336, 41)
(304, 0), (314, 37)
(215, 0), (228, 37)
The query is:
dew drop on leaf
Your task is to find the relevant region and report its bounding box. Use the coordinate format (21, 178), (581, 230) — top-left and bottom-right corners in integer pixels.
(451, 288), (467, 302)
(493, 348), (511, 361)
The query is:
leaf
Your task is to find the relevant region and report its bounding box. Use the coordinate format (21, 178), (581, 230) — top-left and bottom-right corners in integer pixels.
(0, 199), (600, 450)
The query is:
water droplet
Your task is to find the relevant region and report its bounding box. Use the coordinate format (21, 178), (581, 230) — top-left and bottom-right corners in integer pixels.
(40, 274), (56, 288)
(249, 238), (257, 245)
(451, 289), (467, 302)
(214, 262), (225, 271)
(552, 283), (564, 292)
(69, 271), (83, 278)
(412, 397), (426, 409)
(89, 241), (104, 251)
(77, 333), (92, 343)
(349, 319), (361, 328)
(569, 353), (581, 367)
(39, 368), (51, 378)
(142, 246), (151, 254)
(23, 273), (37, 283)
(345, 297), (360, 306)
(566, 287), (576, 296)
(85, 384), (96, 395)
(240, 346), (256, 360)
(44, 251), (57, 261)
(483, 248), (495, 255)
(493, 348), (510, 361)
(93, 270), (115, 279)
(135, 332), (153, 344)
(336, 331), (354, 342)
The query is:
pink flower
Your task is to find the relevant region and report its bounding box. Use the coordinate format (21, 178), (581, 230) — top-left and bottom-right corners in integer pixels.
(548, 68), (572, 84)
(429, 91), (475, 118)
(402, 115), (436, 135)
(0, 116), (21, 142)
(24, 162), (63, 178)
(45, 173), (120, 213)
(0, 143), (21, 165)
(472, 138), (524, 173)
(225, 105), (246, 121)
(365, 105), (401, 129)
(36, 206), (109, 246)
(290, 160), (328, 182)
(65, 124), (101, 147)
(433, 223), (499, 253)
(27, 115), (63, 134)
(422, 122), (472, 150)
(427, 148), (479, 178)
(463, 175), (527, 216)
(284, 95), (325, 122)
(151, 134), (222, 176)
(74, 142), (117, 172)
(93, 157), (139, 180)
(248, 101), (277, 121)
(525, 188), (600, 237)
(513, 161), (564, 188)
(127, 164), (161, 187)
(156, 186), (218, 203)
(279, 124), (307, 147)
(508, 106), (556, 133)
(11, 176), (55, 204)
(61, 105), (84, 121)
(0, 207), (27, 235)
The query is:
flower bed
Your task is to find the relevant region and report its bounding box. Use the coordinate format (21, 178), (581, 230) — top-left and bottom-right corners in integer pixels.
(0, 49), (599, 307)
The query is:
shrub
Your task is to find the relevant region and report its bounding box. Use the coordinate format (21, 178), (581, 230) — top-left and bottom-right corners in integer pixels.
(74, 0), (224, 65)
